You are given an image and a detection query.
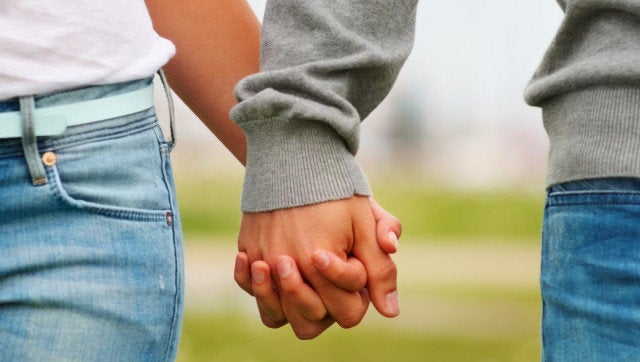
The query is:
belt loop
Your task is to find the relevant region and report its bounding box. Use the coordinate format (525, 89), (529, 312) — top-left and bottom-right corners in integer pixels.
(19, 96), (47, 186)
(157, 69), (176, 148)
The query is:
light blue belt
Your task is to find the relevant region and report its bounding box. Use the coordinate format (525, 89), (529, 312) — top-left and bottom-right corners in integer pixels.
(0, 84), (154, 139)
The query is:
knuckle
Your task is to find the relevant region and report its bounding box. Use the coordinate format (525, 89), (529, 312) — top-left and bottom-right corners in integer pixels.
(258, 306), (286, 328)
(290, 317), (331, 340)
(338, 272), (366, 291)
(293, 327), (320, 340)
(233, 272), (245, 286)
(234, 277), (253, 295)
(278, 271), (307, 295)
(305, 308), (327, 322)
(335, 311), (364, 329)
(352, 273), (367, 290)
(333, 296), (366, 328)
(278, 280), (298, 295)
(370, 260), (398, 282)
(260, 315), (286, 329)
(335, 261), (366, 290)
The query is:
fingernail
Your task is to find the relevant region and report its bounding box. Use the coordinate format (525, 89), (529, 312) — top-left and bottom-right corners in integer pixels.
(277, 258), (292, 278)
(386, 290), (400, 316)
(388, 231), (398, 248)
(313, 251), (330, 270)
(251, 268), (265, 284)
(235, 255), (244, 273)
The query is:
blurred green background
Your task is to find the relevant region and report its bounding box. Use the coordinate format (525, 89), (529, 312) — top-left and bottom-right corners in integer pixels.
(177, 176), (544, 243)
(174, 176), (544, 362)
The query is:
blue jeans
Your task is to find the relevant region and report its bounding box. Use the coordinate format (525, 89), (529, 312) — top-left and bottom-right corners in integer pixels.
(0, 78), (184, 361)
(542, 178), (640, 361)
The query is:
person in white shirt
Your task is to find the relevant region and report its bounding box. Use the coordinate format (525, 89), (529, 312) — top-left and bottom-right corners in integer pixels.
(0, 0), (409, 359)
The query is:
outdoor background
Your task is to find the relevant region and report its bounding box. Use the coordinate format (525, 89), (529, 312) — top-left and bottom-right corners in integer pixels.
(160, 1), (565, 361)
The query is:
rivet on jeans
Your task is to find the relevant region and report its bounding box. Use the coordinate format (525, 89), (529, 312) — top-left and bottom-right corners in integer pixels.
(42, 152), (57, 167)
(166, 211), (173, 226)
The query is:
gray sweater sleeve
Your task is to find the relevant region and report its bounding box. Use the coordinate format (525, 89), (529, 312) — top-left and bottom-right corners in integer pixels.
(231, 0), (418, 212)
(524, 0), (640, 187)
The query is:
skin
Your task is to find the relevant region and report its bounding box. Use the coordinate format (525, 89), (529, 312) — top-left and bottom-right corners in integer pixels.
(145, 0), (402, 339)
(234, 197), (402, 338)
(145, 0), (255, 165)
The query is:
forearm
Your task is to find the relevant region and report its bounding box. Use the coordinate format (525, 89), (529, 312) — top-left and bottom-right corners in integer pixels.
(145, 0), (260, 165)
(232, 0), (418, 211)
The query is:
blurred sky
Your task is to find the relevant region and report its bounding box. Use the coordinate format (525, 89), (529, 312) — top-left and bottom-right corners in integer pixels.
(171, 1), (565, 188)
(407, 1), (562, 129)
(247, 0), (563, 127)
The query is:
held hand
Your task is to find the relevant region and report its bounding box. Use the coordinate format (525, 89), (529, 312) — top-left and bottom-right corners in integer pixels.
(347, 197), (401, 317)
(311, 197), (402, 316)
(234, 252), (368, 338)
(234, 196), (401, 338)
(236, 196), (375, 338)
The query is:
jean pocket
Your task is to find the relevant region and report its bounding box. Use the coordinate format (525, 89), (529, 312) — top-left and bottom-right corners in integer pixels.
(45, 126), (173, 222)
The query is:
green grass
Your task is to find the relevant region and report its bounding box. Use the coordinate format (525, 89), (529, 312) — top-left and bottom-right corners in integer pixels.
(177, 275), (542, 361)
(177, 311), (540, 362)
(175, 176), (545, 243)
(370, 178), (544, 243)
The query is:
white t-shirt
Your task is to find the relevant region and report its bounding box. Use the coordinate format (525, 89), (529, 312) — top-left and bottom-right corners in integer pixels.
(0, 1), (175, 100)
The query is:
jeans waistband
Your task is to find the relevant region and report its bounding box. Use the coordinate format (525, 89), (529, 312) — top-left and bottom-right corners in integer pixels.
(0, 104), (159, 158)
(0, 74), (176, 185)
(0, 73), (175, 143)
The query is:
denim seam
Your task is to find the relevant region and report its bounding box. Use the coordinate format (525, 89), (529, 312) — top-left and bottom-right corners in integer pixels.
(45, 165), (169, 222)
(547, 191), (640, 207)
(549, 191), (640, 196)
(41, 113), (158, 153)
(157, 142), (182, 361)
(547, 201), (640, 207)
(540, 201), (550, 361)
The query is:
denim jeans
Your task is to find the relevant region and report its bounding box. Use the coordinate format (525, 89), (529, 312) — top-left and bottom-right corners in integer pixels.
(542, 178), (640, 361)
(0, 78), (184, 361)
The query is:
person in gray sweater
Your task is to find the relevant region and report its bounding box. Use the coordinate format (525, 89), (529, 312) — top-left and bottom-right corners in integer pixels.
(524, 0), (640, 359)
(232, 0), (640, 358)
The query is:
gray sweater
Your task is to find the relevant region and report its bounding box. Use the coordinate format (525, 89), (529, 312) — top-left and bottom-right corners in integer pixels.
(233, 0), (636, 212)
(525, 0), (640, 187)
(232, 0), (418, 212)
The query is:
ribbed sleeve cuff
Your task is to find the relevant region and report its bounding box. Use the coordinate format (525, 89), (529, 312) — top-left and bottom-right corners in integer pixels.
(543, 86), (640, 187)
(239, 117), (371, 212)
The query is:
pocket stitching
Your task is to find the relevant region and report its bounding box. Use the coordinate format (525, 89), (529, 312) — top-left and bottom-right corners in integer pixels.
(46, 162), (169, 223)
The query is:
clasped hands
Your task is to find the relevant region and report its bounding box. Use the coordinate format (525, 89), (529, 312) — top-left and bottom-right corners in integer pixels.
(234, 196), (401, 339)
